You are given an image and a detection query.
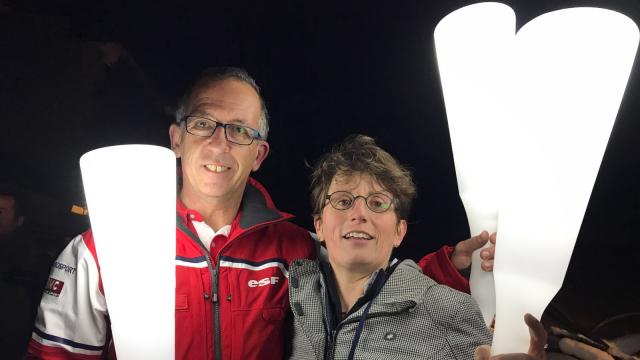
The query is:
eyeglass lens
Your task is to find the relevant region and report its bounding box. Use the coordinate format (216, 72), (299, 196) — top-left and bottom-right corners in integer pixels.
(185, 116), (256, 145)
(328, 191), (392, 212)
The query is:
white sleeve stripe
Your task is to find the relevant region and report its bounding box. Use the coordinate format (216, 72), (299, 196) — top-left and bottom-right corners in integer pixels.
(175, 259), (209, 268)
(219, 260), (289, 278)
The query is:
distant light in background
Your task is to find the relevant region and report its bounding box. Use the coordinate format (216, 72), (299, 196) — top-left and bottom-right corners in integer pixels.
(80, 145), (176, 359)
(435, 2), (639, 355)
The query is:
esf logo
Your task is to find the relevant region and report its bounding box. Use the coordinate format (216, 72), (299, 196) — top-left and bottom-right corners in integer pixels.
(44, 277), (65, 297)
(248, 276), (280, 288)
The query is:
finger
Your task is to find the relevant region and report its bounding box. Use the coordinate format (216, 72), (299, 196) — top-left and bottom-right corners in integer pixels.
(480, 246), (495, 260)
(481, 259), (494, 272)
(558, 338), (613, 360)
(490, 232), (497, 244)
(490, 354), (535, 360)
(474, 345), (492, 360)
(524, 313), (547, 358)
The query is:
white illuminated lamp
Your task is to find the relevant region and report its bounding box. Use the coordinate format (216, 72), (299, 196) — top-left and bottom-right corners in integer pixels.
(80, 145), (176, 359)
(493, 7), (638, 354)
(434, 2), (515, 325)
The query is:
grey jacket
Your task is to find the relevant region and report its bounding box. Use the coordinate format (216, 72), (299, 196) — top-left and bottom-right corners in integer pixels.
(288, 259), (492, 360)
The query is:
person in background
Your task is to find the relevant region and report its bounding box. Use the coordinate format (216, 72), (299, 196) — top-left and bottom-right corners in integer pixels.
(1, 184), (50, 359)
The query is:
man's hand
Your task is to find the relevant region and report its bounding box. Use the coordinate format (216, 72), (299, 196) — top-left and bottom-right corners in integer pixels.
(558, 338), (614, 360)
(474, 314), (547, 360)
(451, 231), (497, 271)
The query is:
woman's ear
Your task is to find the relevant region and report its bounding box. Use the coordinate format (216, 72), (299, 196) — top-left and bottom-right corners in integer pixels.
(313, 215), (324, 242)
(394, 219), (407, 248)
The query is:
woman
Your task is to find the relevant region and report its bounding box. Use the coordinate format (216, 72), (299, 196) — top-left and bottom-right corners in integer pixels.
(287, 134), (493, 359)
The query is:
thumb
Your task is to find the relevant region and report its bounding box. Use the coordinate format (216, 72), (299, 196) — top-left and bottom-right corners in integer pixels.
(474, 345), (492, 360)
(524, 313), (547, 359)
(459, 231), (490, 254)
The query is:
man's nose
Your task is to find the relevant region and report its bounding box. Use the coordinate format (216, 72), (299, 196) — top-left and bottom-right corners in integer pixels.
(207, 125), (230, 149)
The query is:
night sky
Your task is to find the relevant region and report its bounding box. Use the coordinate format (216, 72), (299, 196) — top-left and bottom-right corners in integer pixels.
(2, 0), (639, 332)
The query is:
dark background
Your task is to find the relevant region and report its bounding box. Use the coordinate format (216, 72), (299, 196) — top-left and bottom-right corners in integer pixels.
(1, 0), (638, 334)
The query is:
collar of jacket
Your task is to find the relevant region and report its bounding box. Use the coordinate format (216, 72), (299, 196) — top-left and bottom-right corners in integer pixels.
(293, 259), (428, 319)
(319, 259), (395, 328)
(177, 177), (295, 238)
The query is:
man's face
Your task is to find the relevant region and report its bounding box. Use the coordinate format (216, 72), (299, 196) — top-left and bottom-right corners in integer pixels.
(0, 195), (23, 236)
(169, 79), (269, 206)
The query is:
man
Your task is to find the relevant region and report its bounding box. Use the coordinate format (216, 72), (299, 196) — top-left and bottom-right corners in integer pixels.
(26, 67), (494, 360)
(1, 185), (52, 360)
(27, 67), (315, 360)
(0, 186), (25, 237)
(1, 185), (31, 360)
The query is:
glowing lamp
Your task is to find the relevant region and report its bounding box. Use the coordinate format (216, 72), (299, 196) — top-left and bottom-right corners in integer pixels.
(80, 145), (176, 359)
(494, 7), (638, 354)
(434, 2), (515, 325)
(435, 3), (638, 354)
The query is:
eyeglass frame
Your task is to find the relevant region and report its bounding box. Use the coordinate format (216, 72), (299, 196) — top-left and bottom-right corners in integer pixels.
(324, 191), (396, 213)
(180, 115), (264, 145)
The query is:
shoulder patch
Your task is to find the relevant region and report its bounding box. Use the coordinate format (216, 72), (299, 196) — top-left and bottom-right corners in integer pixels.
(43, 277), (65, 297)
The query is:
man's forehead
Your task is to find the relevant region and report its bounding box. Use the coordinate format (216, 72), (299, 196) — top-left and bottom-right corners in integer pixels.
(189, 80), (260, 112)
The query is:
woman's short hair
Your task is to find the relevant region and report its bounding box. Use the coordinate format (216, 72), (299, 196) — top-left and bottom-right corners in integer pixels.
(309, 134), (417, 220)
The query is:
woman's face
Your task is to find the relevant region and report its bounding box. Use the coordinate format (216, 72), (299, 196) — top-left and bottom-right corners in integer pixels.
(314, 173), (407, 274)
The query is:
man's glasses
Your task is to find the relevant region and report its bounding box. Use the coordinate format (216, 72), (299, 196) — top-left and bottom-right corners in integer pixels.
(325, 191), (394, 213)
(181, 115), (263, 145)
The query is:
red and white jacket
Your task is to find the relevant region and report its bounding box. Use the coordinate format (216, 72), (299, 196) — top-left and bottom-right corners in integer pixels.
(27, 178), (316, 360)
(26, 178), (468, 360)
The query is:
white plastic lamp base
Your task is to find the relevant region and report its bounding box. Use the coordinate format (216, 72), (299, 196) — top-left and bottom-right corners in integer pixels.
(80, 145), (176, 359)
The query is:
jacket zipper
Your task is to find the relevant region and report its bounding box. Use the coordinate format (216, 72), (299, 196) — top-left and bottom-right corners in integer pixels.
(176, 218), (220, 360)
(212, 262), (221, 360)
(210, 217), (291, 360)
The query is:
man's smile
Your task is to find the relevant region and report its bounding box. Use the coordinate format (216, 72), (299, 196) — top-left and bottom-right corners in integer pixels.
(204, 164), (231, 173)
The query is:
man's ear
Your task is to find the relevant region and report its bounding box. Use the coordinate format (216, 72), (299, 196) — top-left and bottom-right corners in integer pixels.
(393, 219), (407, 248)
(16, 215), (24, 227)
(251, 141), (270, 172)
(313, 215), (324, 242)
(169, 123), (183, 158)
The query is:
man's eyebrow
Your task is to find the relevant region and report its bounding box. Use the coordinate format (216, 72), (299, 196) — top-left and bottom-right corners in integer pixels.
(188, 112), (249, 125)
(188, 111), (214, 118)
(227, 118), (250, 125)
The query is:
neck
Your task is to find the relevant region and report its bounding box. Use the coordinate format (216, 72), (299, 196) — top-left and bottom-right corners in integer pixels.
(180, 188), (243, 231)
(331, 265), (379, 313)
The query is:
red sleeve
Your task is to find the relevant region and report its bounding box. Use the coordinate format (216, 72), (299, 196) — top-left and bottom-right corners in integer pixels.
(417, 245), (470, 294)
(25, 339), (103, 360)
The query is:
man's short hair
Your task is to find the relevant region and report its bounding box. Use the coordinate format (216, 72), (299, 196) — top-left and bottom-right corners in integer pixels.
(175, 67), (270, 140)
(309, 134), (417, 220)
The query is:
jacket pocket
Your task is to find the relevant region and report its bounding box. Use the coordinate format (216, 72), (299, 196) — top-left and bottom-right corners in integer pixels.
(231, 306), (286, 360)
(176, 294), (189, 311)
